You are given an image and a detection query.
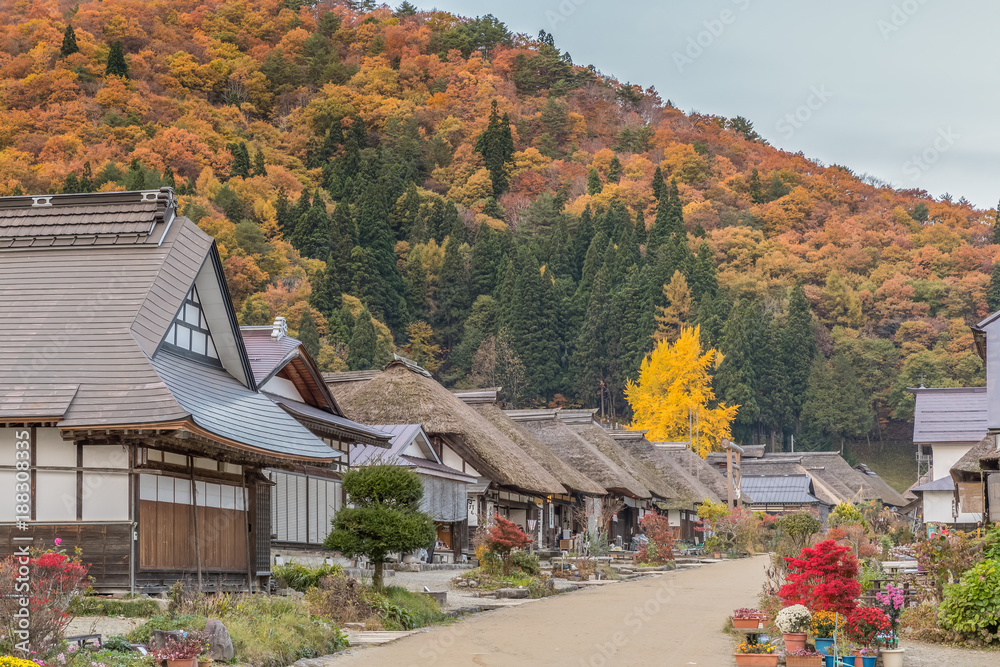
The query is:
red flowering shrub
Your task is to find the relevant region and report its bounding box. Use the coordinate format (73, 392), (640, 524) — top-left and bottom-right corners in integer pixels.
(844, 606), (892, 648)
(484, 515), (533, 574)
(0, 547), (89, 657)
(778, 539), (860, 616)
(634, 512), (675, 565)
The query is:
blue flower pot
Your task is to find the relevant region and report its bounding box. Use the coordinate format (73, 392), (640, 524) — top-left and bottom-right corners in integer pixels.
(815, 638), (834, 655)
(840, 657), (856, 666)
(860, 657), (876, 667)
(823, 656), (834, 667)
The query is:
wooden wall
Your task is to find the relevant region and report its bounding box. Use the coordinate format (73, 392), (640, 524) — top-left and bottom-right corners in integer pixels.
(0, 523), (130, 590)
(139, 501), (246, 571)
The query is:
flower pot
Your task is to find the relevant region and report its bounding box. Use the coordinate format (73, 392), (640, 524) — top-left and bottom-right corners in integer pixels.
(713, 551), (722, 559)
(786, 656), (824, 667)
(198, 660), (214, 667)
(881, 648), (904, 667)
(840, 657), (856, 666)
(814, 638), (834, 655)
(167, 660), (197, 667)
(732, 617), (763, 629)
(858, 656), (876, 667)
(782, 632), (808, 653)
(733, 654), (778, 667)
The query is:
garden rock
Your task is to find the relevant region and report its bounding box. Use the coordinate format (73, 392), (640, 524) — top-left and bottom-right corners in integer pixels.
(496, 588), (529, 599)
(204, 619), (234, 660)
(151, 629), (184, 651)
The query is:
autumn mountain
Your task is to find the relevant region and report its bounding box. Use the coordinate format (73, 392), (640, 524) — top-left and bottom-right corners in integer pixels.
(1, 0), (993, 456)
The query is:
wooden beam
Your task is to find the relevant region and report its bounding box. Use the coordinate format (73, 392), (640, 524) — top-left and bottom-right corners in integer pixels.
(190, 466), (203, 591)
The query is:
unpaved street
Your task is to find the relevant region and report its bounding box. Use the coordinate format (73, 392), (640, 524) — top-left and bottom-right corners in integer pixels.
(335, 556), (769, 667)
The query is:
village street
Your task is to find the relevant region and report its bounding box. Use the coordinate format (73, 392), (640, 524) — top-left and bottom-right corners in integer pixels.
(332, 556), (769, 667)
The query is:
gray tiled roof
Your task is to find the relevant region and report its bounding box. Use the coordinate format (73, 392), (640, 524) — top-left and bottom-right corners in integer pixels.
(911, 387), (987, 444)
(266, 394), (391, 447)
(741, 474), (820, 505)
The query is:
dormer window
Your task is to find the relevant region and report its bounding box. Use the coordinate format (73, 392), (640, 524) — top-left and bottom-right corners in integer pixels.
(163, 285), (219, 362)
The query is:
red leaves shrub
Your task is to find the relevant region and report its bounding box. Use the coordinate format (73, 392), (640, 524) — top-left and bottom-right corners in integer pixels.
(0, 548), (89, 657)
(484, 515), (533, 574)
(778, 539), (860, 616)
(634, 512), (675, 565)
(844, 606), (892, 648)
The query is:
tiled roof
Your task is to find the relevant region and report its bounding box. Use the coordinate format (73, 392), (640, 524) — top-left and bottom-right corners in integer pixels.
(741, 474), (820, 505)
(911, 387), (988, 444)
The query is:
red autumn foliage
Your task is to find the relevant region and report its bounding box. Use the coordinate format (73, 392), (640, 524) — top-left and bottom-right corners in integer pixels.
(634, 512), (675, 565)
(484, 514), (533, 573)
(778, 539), (860, 616)
(844, 606), (892, 648)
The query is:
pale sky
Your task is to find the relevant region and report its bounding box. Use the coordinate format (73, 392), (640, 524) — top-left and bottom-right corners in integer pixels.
(428, 0), (997, 209)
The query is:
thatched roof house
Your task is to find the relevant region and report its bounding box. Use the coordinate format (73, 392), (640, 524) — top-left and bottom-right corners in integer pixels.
(950, 434), (1000, 521)
(654, 443), (731, 502)
(610, 436), (725, 508)
(327, 362), (566, 496)
(506, 410), (649, 499)
(472, 403), (606, 497)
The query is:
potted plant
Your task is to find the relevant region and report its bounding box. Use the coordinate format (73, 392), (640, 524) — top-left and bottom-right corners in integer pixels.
(733, 639), (778, 667)
(809, 610), (841, 656)
(705, 535), (723, 559)
(152, 634), (204, 667)
(775, 604), (811, 653)
(875, 584), (905, 667)
(843, 606), (891, 666)
(731, 607), (767, 629)
(786, 648), (824, 667)
(855, 646), (877, 667)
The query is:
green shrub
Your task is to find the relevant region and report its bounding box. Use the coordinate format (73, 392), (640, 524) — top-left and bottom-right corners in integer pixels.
(984, 525), (1000, 561)
(272, 562), (345, 592)
(101, 635), (135, 652)
(127, 614), (206, 643)
(68, 596), (161, 618)
(857, 558), (886, 593)
(828, 502), (866, 529)
(67, 649), (156, 667)
(380, 586), (447, 628)
(511, 551), (540, 576)
(938, 560), (1000, 637)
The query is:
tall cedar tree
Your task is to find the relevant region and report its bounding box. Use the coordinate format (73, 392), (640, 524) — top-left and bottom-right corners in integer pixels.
(229, 142), (252, 179)
(989, 262), (1000, 312)
(474, 100), (514, 196)
(347, 308), (378, 370)
(507, 249), (560, 398)
(587, 167), (602, 195)
(105, 41), (129, 78)
(782, 284), (816, 432)
(355, 160), (407, 331)
(60, 25), (79, 57)
(297, 309), (320, 359)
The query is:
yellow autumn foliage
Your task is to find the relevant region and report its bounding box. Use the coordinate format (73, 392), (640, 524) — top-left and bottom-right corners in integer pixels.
(626, 326), (738, 458)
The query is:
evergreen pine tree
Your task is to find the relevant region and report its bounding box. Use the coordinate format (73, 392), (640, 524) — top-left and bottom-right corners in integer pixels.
(229, 142), (252, 179)
(688, 240), (717, 300)
(60, 25), (79, 57)
(989, 262), (1000, 312)
(483, 196), (505, 221)
(633, 208), (647, 247)
(651, 165), (666, 201)
(347, 308), (379, 370)
(587, 167), (602, 195)
(435, 237), (471, 352)
(993, 198), (1000, 245)
(62, 173), (80, 194)
(748, 167), (763, 204)
(473, 100), (514, 196)
(162, 165), (176, 188)
(291, 191), (331, 259)
(275, 187), (291, 234)
(782, 284), (816, 433)
(79, 162), (94, 193)
(715, 298), (767, 443)
(105, 41), (129, 78)
(297, 309), (321, 359)
(608, 155), (622, 183)
(253, 148), (267, 177)
(572, 206), (595, 279)
(355, 160), (408, 330)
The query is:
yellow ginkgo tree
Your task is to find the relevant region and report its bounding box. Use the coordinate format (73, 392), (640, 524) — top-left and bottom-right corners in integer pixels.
(626, 325), (739, 458)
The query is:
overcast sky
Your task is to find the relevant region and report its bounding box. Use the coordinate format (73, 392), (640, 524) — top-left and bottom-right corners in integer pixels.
(427, 0), (995, 209)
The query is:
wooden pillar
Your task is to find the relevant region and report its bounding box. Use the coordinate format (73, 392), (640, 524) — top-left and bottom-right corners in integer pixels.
(242, 477), (254, 593)
(726, 449), (734, 509)
(190, 468), (203, 591)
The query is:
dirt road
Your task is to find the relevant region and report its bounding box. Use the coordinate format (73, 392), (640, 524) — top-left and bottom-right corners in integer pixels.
(333, 555), (770, 667)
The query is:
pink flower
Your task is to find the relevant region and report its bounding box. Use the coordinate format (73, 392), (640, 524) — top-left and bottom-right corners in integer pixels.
(54, 538), (62, 546)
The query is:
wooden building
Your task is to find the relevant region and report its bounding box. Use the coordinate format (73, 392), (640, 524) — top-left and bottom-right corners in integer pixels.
(325, 361), (567, 556)
(0, 189), (346, 593)
(239, 324), (391, 559)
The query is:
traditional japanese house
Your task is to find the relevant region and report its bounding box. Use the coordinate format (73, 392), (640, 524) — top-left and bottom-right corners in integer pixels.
(239, 324), (391, 561)
(350, 424), (476, 562)
(455, 393), (606, 549)
(738, 474), (822, 516)
(0, 189), (346, 594)
(505, 410), (650, 547)
(950, 435), (999, 523)
(325, 362), (566, 555)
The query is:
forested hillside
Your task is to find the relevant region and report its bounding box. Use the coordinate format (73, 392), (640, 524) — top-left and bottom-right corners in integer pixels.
(2, 0), (994, 451)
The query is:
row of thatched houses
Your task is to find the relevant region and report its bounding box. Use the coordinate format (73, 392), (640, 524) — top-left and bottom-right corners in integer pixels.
(0, 188), (913, 594)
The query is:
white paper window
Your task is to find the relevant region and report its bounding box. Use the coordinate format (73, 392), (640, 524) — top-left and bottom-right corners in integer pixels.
(140, 474), (157, 501)
(203, 483), (222, 508)
(221, 485), (236, 510)
(82, 473), (129, 521)
(0, 471), (16, 521)
(35, 428), (74, 467)
(164, 452), (186, 465)
(164, 285), (218, 363)
(36, 471), (77, 521)
(157, 477), (175, 503)
(174, 478), (192, 505)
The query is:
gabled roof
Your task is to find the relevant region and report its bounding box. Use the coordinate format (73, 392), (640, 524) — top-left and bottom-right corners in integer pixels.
(911, 476), (956, 493)
(910, 387), (987, 444)
(740, 474), (819, 505)
(507, 412), (648, 499)
(0, 189), (338, 464)
(611, 435), (726, 507)
(951, 434), (1000, 481)
(567, 420), (676, 500)
(349, 424), (475, 484)
(328, 362), (566, 496)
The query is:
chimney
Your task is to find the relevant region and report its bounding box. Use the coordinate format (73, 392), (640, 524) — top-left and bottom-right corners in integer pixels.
(271, 316), (287, 342)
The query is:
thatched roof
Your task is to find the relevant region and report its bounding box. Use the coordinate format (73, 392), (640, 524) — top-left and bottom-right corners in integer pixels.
(651, 443), (730, 504)
(508, 411), (650, 499)
(951, 434), (998, 482)
(609, 434), (723, 509)
(473, 404), (606, 496)
(567, 420), (677, 500)
(329, 362), (566, 496)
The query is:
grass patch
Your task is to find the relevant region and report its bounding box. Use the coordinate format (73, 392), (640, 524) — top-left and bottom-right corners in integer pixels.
(272, 562), (344, 592)
(68, 596), (161, 617)
(458, 568), (558, 599)
(381, 586), (448, 628)
(66, 649), (157, 667)
(845, 440), (917, 493)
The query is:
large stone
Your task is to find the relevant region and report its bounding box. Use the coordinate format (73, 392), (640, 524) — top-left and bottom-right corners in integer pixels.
(496, 588), (529, 599)
(203, 619), (234, 660)
(151, 629), (184, 651)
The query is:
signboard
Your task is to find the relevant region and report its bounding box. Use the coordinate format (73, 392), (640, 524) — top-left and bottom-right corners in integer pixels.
(467, 497), (478, 527)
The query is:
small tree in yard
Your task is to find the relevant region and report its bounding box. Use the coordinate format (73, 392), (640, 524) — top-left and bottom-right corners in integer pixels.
(484, 515), (533, 575)
(324, 464), (435, 590)
(635, 513), (675, 565)
(778, 539), (860, 616)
